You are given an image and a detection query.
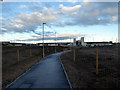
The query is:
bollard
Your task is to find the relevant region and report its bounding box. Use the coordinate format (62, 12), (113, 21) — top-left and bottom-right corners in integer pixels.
(17, 48), (20, 64)
(96, 48), (98, 75)
(74, 47), (75, 62)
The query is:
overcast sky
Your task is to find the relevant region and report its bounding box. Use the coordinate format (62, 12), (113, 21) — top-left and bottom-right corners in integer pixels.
(1, 1), (118, 43)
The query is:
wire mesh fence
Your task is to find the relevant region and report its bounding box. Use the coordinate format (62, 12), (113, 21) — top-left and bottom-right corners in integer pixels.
(61, 46), (119, 88)
(2, 46), (68, 89)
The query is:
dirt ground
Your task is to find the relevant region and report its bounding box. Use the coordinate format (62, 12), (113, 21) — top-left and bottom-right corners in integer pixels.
(2, 46), (66, 89)
(60, 45), (119, 89)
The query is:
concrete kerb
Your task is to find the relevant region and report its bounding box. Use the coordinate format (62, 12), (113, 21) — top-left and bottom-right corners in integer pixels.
(59, 50), (73, 90)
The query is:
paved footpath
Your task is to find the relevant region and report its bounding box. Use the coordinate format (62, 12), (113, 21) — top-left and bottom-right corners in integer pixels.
(6, 52), (72, 89)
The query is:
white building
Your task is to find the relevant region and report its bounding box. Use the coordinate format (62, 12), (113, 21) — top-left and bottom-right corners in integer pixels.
(81, 37), (86, 47)
(73, 38), (76, 46)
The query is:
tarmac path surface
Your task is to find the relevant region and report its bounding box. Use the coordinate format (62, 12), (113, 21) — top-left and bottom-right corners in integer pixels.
(6, 52), (72, 89)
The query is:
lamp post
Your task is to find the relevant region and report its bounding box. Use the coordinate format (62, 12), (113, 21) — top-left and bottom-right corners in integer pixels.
(43, 23), (46, 58)
(55, 32), (56, 53)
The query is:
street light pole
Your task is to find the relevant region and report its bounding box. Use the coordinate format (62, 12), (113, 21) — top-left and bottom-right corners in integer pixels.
(55, 32), (56, 53)
(43, 23), (46, 58)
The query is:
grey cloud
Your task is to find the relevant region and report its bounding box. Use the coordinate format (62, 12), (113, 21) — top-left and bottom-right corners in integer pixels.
(59, 2), (118, 26)
(53, 20), (76, 27)
(96, 2), (118, 8)
(32, 31), (55, 36)
(2, 2), (118, 34)
(16, 33), (80, 41)
(16, 36), (74, 41)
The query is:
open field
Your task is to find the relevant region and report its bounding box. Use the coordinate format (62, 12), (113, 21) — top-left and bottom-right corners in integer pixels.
(61, 45), (119, 89)
(2, 46), (67, 89)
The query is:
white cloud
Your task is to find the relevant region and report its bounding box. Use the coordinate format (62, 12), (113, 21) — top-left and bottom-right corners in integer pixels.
(67, 0), (78, 3)
(19, 5), (27, 9)
(2, 2), (118, 34)
(111, 16), (117, 22)
(14, 24), (24, 29)
(14, 19), (23, 23)
(1, 28), (7, 31)
(18, 32), (83, 42)
(59, 4), (81, 12)
(3, 7), (59, 33)
(57, 33), (80, 37)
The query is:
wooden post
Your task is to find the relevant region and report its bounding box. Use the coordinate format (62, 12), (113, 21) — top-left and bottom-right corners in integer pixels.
(74, 47), (75, 62)
(65, 48), (67, 56)
(96, 48), (98, 75)
(30, 48), (32, 57)
(17, 48), (20, 64)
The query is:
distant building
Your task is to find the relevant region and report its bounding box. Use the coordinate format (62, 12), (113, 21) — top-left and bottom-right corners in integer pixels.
(2, 42), (11, 46)
(86, 41), (113, 47)
(2, 42), (26, 46)
(73, 38), (76, 46)
(76, 37), (86, 47)
(81, 37), (87, 46)
(76, 37), (113, 47)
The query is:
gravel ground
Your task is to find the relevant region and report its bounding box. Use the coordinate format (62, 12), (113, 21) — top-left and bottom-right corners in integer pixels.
(60, 46), (119, 89)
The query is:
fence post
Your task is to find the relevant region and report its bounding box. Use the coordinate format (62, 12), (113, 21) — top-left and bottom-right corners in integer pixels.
(17, 48), (20, 64)
(65, 48), (67, 56)
(30, 48), (32, 57)
(96, 48), (98, 75)
(74, 47), (75, 62)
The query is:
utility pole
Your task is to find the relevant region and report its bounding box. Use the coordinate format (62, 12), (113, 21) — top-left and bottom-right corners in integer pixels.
(43, 23), (46, 58)
(55, 32), (56, 53)
(116, 38), (117, 43)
